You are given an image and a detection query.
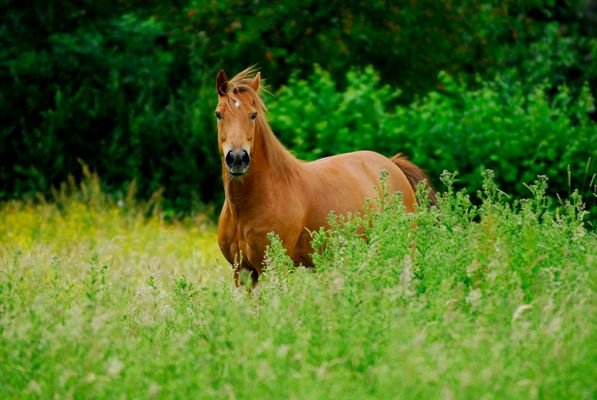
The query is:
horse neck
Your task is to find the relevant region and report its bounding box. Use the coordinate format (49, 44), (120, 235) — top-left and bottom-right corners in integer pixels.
(256, 118), (301, 177)
(223, 119), (302, 212)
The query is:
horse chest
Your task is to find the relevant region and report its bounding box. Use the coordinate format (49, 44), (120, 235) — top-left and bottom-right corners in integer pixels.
(219, 203), (306, 269)
(237, 225), (269, 265)
(219, 215), (271, 269)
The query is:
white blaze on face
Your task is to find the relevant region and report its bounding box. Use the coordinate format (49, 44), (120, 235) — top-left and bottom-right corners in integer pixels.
(234, 100), (241, 109)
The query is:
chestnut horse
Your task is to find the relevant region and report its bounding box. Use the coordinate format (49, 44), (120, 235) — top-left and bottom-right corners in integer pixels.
(216, 68), (435, 285)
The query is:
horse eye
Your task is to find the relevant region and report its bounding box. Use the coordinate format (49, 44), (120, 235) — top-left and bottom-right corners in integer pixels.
(250, 112), (257, 120)
(215, 111), (222, 120)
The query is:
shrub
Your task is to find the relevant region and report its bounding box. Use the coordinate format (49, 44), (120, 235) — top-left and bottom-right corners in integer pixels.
(0, 168), (594, 398)
(1, 0), (595, 212)
(0, 7), (221, 213)
(268, 66), (597, 214)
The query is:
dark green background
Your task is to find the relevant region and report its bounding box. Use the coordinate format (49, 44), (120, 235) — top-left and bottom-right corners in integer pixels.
(1, 0), (596, 216)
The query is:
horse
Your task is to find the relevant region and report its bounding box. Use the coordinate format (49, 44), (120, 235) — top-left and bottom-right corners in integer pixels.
(215, 67), (435, 286)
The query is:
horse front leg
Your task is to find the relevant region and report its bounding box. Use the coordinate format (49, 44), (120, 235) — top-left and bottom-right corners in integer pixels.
(233, 258), (259, 288)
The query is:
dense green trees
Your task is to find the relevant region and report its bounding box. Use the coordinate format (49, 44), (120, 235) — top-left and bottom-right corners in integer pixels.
(269, 67), (595, 204)
(1, 0), (595, 214)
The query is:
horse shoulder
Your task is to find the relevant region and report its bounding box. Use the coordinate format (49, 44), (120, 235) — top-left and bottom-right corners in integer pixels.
(251, 184), (311, 262)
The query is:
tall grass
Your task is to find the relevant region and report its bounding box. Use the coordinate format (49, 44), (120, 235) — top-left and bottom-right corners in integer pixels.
(0, 172), (595, 399)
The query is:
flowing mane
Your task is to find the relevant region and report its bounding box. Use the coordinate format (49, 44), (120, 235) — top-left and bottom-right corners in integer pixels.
(222, 67), (301, 178)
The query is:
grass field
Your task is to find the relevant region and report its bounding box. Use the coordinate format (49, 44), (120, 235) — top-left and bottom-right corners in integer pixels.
(1, 173), (595, 399)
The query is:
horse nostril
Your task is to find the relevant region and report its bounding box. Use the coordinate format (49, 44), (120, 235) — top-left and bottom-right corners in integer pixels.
(225, 150), (250, 173)
(240, 150), (251, 166)
(225, 151), (235, 167)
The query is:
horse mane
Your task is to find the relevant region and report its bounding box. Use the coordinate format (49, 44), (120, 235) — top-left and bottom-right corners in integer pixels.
(223, 67), (301, 178)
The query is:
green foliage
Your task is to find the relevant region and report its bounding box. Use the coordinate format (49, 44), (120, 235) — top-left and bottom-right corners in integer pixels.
(1, 2), (220, 212)
(1, 0), (596, 212)
(269, 67), (597, 213)
(269, 66), (401, 159)
(1, 176), (595, 398)
(490, 19), (597, 99)
(184, 1), (596, 98)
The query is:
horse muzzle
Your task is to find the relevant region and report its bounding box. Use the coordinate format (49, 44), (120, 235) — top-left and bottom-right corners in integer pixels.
(225, 149), (251, 176)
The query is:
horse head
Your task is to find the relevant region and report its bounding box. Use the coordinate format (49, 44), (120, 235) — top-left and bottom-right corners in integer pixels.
(215, 69), (262, 178)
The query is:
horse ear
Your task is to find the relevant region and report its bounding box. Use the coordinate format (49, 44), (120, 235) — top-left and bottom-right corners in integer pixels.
(216, 69), (228, 97)
(249, 72), (261, 92)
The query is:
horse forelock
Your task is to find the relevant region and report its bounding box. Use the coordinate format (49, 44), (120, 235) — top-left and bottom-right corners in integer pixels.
(222, 87), (266, 113)
(222, 67), (267, 114)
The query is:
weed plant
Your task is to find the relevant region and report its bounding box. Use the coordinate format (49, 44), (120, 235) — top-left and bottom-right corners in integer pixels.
(0, 173), (594, 398)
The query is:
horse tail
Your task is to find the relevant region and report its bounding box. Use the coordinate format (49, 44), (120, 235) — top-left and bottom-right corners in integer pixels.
(391, 153), (437, 206)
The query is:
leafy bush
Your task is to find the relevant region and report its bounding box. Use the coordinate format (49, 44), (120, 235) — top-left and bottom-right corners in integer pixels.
(1, 7), (220, 213)
(1, 0), (595, 213)
(269, 66), (597, 213)
(268, 66), (401, 159)
(185, 0), (596, 99)
(488, 19), (597, 100)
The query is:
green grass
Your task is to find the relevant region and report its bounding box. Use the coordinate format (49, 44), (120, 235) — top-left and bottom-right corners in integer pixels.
(1, 172), (595, 399)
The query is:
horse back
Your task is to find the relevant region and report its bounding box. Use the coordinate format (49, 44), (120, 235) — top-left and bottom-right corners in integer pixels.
(303, 150), (416, 212)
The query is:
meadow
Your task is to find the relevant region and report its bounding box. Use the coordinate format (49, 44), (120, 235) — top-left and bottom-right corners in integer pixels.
(0, 173), (595, 399)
